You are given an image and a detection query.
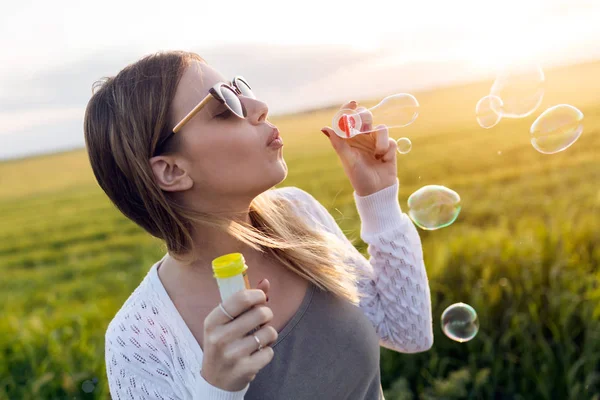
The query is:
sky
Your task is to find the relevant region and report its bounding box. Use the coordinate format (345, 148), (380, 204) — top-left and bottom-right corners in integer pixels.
(1, 0), (600, 160)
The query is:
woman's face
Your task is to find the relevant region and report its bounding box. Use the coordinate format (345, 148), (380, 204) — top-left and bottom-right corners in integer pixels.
(161, 60), (287, 201)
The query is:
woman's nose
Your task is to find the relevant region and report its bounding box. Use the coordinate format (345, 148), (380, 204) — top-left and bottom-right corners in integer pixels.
(244, 98), (269, 124)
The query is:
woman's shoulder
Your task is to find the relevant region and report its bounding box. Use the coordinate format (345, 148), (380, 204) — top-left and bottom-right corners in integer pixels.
(269, 186), (338, 232)
(104, 266), (173, 345)
(103, 277), (198, 398)
(270, 185), (321, 210)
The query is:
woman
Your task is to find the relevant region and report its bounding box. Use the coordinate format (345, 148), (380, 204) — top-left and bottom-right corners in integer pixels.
(84, 50), (433, 400)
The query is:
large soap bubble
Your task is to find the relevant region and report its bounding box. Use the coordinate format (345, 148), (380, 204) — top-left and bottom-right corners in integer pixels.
(407, 185), (461, 230)
(441, 303), (480, 343)
(490, 64), (545, 118)
(530, 104), (584, 154)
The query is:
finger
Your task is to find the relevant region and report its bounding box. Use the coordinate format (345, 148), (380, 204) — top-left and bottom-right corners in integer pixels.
(256, 278), (270, 301)
(206, 290), (267, 328)
(328, 120), (374, 154)
(241, 344), (275, 374)
(227, 325), (278, 359)
(356, 107), (373, 133)
(339, 100), (358, 111)
(321, 126), (353, 158)
(372, 124), (390, 158)
(248, 325), (278, 354)
(223, 305), (273, 339)
(381, 138), (398, 163)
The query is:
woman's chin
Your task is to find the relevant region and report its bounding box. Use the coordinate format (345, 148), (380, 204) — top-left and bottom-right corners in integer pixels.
(273, 158), (288, 182)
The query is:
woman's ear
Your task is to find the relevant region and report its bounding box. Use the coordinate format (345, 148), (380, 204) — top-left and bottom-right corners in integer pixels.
(149, 155), (194, 192)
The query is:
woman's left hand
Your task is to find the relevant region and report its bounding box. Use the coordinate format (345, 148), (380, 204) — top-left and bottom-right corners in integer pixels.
(321, 101), (399, 197)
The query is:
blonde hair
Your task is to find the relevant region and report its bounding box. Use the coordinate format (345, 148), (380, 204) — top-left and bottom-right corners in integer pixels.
(83, 50), (365, 305)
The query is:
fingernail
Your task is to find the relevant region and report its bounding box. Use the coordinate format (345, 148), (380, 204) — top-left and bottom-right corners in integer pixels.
(321, 129), (330, 138)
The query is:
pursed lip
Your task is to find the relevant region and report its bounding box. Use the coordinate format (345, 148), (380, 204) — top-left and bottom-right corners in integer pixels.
(266, 128), (281, 146)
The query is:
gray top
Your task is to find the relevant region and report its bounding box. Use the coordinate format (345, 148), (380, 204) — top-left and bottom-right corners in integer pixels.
(245, 282), (385, 400)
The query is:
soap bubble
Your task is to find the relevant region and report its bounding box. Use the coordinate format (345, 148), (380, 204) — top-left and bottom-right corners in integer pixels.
(396, 137), (412, 154)
(367, 93), (419, 131)
(441, 303), (479, 342)
(475, 95), (503, 129)
(490, 64), (545, 118)
(81, 380), (95, 393)
(332, 93), (419, 138)
(530, 104), (584, 154)
(407, 185), (461, 230)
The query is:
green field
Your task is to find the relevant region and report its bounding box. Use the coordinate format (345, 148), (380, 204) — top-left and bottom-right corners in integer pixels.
(1, 61), (599, 399)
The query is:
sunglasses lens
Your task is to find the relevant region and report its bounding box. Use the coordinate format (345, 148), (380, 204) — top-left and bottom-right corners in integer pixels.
(236, 78), (255, 99)
(220, 85), (245, 117)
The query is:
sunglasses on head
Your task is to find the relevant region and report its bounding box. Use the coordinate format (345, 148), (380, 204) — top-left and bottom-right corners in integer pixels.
(154, 76), (255, 155)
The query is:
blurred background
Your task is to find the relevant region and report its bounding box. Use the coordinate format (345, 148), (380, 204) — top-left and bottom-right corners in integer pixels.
(1, 0), (599, 399)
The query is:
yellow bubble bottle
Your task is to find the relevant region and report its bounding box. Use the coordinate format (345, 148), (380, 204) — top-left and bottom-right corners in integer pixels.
(212, 252), (260, 335)
(211, 253), (252, 302)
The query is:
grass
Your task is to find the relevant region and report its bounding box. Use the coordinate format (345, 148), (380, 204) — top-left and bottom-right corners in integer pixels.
(1, 60), (599, 399)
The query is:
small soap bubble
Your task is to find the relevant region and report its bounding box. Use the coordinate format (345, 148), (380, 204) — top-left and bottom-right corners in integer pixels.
(490, 64), (545, 118)
(475, 95), (503, 128)
(441, 302), (479, 342)
(407, 185), (461, 230)
(396, 137), (412, 154)
(530, 104), (584, 154)
(332, 93), (419, 138)
(81, 380), (95, 393)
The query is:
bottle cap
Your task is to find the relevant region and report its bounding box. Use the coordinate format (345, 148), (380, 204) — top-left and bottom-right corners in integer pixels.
(212, 253), (248, 279)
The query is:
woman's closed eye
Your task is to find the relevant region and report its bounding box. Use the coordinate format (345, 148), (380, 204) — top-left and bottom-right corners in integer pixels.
(215, 109), (233, 119)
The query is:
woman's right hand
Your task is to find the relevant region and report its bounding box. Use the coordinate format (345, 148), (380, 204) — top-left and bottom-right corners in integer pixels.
(201, 285), (278, 392)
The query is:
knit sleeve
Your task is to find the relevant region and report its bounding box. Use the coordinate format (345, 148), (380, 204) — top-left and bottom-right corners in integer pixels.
(105, 314), (249, 400)
(280, 180), (433, 353)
